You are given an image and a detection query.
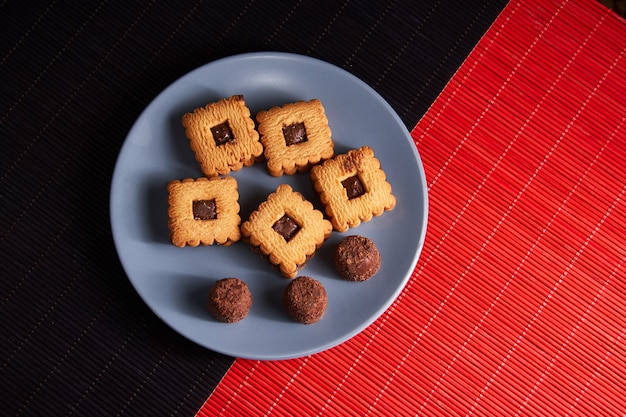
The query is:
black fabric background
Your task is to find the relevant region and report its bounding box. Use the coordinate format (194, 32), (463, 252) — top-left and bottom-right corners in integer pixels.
(1, 1), (507, 415)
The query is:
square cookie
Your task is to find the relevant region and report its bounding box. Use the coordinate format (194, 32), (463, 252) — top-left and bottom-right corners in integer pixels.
(182, 95), (263, 177)
(168, 176), (241, 247)
(256, 99), (334, 176)
(241, 184), (332, 278)
(310, 146), (396, 232)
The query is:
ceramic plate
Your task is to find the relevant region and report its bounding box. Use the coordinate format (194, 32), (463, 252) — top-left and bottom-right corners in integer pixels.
(110, 52), (428, 360)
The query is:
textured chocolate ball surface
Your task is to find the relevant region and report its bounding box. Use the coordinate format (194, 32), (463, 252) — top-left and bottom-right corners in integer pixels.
(208, 278), (252, 323)
(334, 235), (381, 281)
(283, 276), (327, 324)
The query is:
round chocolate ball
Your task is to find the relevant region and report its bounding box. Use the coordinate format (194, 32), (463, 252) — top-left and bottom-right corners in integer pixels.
(208, 278), (252, 323)
(283, 276), (328, 324)
(334, 235), (381, 281)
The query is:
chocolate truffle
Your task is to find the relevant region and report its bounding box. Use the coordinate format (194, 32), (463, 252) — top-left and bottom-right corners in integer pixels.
(283, 276), (327, 324)
(334, 235), (381, 281)
(208, 278), (252, 323)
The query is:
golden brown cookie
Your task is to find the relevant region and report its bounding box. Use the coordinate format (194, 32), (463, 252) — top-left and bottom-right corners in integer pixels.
(167, 176), (241, 247)
(256, 99), (334, 176)
(310, 146), (396, 232)
(182, 95), (263, 177)
(240, 184), (332, 278)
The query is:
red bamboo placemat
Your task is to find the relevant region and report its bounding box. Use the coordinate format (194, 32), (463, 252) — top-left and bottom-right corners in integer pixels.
(198, 0), (626, 415)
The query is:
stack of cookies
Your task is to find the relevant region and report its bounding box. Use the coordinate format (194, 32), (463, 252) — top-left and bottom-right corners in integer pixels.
(167, 95), (396, 324)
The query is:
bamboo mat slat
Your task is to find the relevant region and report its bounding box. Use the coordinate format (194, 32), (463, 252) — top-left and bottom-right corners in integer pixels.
(197, 0), (626, 415)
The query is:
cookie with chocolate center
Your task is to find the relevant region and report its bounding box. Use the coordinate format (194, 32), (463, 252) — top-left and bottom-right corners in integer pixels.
(240, 184), (332, 278)
(310, 146), (396, 232)
(256, 99), (334, 176)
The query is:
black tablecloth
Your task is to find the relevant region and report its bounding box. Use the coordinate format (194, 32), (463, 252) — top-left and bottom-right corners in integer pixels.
(1, 1), (508, 415)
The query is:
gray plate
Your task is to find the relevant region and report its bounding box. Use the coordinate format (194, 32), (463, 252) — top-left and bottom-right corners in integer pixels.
(110, 52), (428, 360)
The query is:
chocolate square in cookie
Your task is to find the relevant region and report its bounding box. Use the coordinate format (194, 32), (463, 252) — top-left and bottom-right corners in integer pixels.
(182, 95), (263, 177)
(256, 99), (334, 176)
(310, 146), (396, 232)
(167, 176), (241, 247)
(240, 184), (332, 278)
